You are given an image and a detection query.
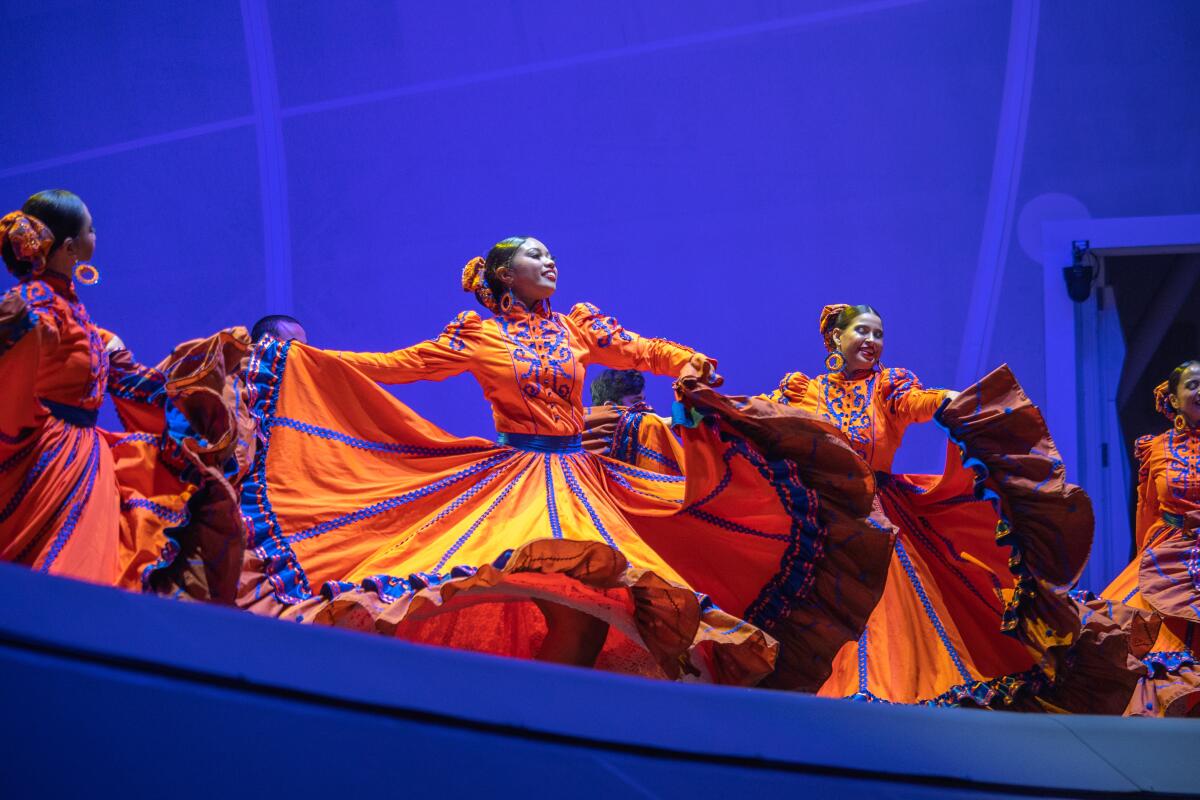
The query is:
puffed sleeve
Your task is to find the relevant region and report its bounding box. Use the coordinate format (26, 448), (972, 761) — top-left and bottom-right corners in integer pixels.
(324, 310), (482, 384)
(567, 302), (703, 378)
(0, 286), (60, 436)
(879, 367), (950, 426)
(1132, 434), (1161, 550)
(763, 371), (811, 406)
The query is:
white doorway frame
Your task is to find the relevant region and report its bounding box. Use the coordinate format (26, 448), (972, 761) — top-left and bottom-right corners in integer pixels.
(1040, 214), (1200, 589)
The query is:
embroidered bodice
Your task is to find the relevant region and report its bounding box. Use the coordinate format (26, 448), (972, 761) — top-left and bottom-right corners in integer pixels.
(1133, 429), (1200, 545)
(0, 275), (167, 437)
(326, 301), (697, 437)
(765, 366), (948, 472)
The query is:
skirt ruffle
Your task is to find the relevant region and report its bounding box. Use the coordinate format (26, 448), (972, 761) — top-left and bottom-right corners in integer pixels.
(1098, 521), (1200, 716)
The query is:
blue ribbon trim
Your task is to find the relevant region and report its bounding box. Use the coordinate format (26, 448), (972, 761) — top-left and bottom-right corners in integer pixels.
(497, 431), (583, 453)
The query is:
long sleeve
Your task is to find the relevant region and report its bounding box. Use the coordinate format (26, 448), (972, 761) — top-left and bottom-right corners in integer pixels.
(880, 367), (949, 426)
(567, 302), (702, 378)
(325, 310), (482, 384)
(763, 371), (811, 406)
(1132, 434), (1161, 551)
(0, 287), (57, 436)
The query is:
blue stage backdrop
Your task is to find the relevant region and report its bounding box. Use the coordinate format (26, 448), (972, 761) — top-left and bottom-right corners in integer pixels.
(2, 1), (1198, 481)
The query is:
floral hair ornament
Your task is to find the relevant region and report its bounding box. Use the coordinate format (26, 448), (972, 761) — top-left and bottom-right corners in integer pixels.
(1152, 379), (1189, 431)
(0, 211), (54, 278)
(461, 255), (500, 313)
(819, 303), (850, 372)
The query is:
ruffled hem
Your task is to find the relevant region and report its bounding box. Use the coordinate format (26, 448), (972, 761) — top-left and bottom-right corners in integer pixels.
(1137, 525), (1200, 625)
(935, 364), (1095, 681)
(116, 329), (251, 604)
(846, 667), (1050, 708)
(246, 536), (777, 686)
(1126, 656), (1200, 717)
(673, 378), (894, 692)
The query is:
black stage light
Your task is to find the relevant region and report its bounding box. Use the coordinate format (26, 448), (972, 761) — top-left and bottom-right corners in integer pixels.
(1063, 239), (1094, 303)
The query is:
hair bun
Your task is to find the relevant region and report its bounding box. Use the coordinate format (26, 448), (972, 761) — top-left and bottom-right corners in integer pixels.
(0, 211), (54, 278)
(461, 256), (486, 293)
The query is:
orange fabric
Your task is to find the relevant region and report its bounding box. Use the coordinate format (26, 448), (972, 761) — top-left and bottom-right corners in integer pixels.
(764, 367), (949, 472)
(325, 301), (697, 437)
(0, 275), (188, 588)
(238, 301), (886, 688)
(581, 405), (684, 475)
(768, 364), (1094, 706)
(1099, 430), (1200, 716)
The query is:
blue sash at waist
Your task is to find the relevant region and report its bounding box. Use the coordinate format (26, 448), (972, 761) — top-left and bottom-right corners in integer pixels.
(41, 398), (98, 428)
(497, 431), (583, 453)
(1161, 511), (1198, 532)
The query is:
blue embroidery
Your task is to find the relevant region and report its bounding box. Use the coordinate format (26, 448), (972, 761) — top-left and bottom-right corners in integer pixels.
(558, 456), (619, 550)
(545, 453), (563, 539)
(40, 429), (101, 572)
(431, 460), (532, 572)
(122, 496), (189, 525)
(577, 302), (633, 349)
(893, 537), (973, 683)
(444, 311), (476, 352)
(284, 450), (519, 545)
(818, 372), (877, 463)
(497, 306), (577, 403)
(270, 416), (492, 457)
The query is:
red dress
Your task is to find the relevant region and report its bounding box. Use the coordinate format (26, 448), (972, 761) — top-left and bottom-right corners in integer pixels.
(236, 300), (893, 687)
(767, 364), (1101, 707)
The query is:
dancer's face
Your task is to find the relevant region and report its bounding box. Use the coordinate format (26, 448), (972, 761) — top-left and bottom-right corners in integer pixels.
(500, 238), (557, 306)
(1172, 363), (1200, 426)
(832, 312), (883, 376)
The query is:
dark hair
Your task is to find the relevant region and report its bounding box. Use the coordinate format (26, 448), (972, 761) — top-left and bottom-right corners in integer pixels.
(1, 189), (87, 278)
(251, 314), (303, 343)
(481, 236), (529, 306)
(1167, 360), (1200, 397)
(23, 190), (87, 253)
(591, 369), (645, 405)
(821, 304), (881, 351)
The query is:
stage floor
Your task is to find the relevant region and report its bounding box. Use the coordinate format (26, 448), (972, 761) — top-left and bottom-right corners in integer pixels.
(0, 562), (1194, 798)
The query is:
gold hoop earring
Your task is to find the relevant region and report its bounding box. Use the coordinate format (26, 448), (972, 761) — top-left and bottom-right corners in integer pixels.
(74, 263), (100, 286)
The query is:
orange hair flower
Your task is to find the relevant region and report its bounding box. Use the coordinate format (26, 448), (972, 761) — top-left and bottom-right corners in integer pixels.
(1153, 380), (1174, 422)
(818, 303), (850, 352)
(461, 255), (499, 312)
(0, 211), (54, 278)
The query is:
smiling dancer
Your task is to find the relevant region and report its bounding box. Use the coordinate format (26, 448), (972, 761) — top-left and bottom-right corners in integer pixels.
(765, 304), (1113, 708)
(237, 237), (892, 687)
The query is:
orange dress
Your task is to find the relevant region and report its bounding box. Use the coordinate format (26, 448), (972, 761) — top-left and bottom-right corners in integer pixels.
(767, 364), (1096, 706)
(0, 274), (246, 601)
(238, 300), (892, 687)
(1099, 430), (1200, 716)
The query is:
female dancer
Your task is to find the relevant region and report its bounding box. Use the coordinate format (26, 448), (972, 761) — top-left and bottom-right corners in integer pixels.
(1098, 361), (1200, 716)
(238, 237), (893, 687)
(766, 304), (1101, 707)
(0, 190), (245, 601)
